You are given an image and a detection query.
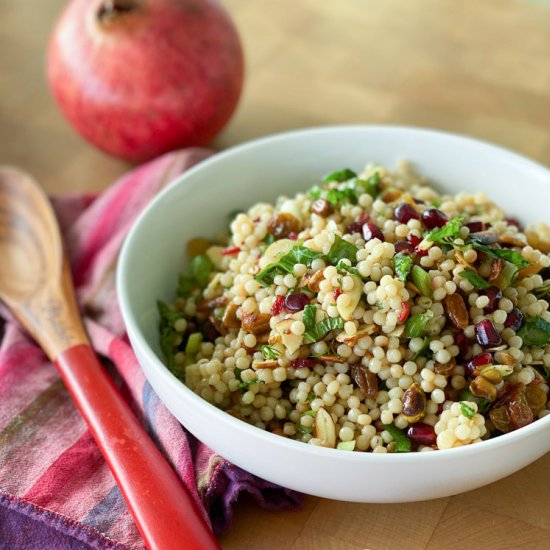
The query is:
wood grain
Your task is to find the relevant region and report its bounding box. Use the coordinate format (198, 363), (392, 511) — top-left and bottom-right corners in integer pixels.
(1, 1), (549, 549)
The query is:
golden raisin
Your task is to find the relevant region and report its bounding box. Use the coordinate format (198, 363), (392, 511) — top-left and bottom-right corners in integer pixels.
(267, 212), (301, 239)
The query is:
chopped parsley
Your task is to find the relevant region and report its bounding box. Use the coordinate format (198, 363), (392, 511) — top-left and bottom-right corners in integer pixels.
(460, 402), (476, 419)
(303, 316), (344, 343)
(411, 265), (433, 298)
(458, 268), (491, 289)
(260, 344), (280, 360)
(425, 215), (466, 245)
(383, 424), (412, 452)
(393, 252), (414, 283)
(323, 168), (357, 183)
(327, 235), (358, 264)
(518, 316), (550, 347)
(471, 241), (530, 269)
(157, 300), (183, 370)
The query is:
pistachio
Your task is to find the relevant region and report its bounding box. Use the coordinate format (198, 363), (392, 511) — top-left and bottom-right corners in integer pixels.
(478, 365), (503, 385)
(470, 375), (497, 402)
(222, 302), (241, 329)
(401, 383), (427, 423)
(351, 363), (378, 399)
(443, 293), (469, 329)
(241, 312), (271, 335)
(434, 358), (456, 376)
(314, 407), (336, 448)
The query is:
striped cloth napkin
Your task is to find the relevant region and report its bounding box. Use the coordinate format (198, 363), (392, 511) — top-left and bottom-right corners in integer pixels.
(0, 150), (302, 549)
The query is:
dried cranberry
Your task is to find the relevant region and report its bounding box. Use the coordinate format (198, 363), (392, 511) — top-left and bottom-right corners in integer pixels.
(394, 203), (420, 223)
(465, 221), (485, 233)
(200, 320), (220, 342)
(284, 292), (310, 312)
(479, 286), (502, 313)
(362, 222), (384, 242)
(504, 307), (524, 331)
(475, 319), (502, 347)
(221, 246), (241, 256)
(333, 288), (342, 301)
(407, 423), (436, 447)
(421, 208), (448, 229)
(291, 358), (317, 369)
(454, 332), (469, 358)
(506, 218), (524, 232)
(395, 240), (414, 254)
(397, 301), (411, 323)
(465, 351), (493, 377)
(271, 295), (285, 315)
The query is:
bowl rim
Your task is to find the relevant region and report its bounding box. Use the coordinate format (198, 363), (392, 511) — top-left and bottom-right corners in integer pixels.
(117, 124), (550, 463)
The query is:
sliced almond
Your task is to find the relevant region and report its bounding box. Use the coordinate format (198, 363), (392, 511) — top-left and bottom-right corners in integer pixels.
(274, 318), (303, 355)
(279, 199), (304, 223)
(251, 360), (279, 370)
(494, 351), (516, 367)
(488, 258), (505, 281)
(454, 249), (472, 268)
(336, 274), (363, 320)
(314, 407), (336, 448)
(318, 355), (347, 364)
(499, 234), (527, 248)
(259, 238), (295, 269)
(434, 358), (456, 376)
(336, 324), (378, 346)
(387, 324), (405, 338)
(443, 293), (469, 329)
(307, 269), (325, 292)
(526, 222), (550, 253)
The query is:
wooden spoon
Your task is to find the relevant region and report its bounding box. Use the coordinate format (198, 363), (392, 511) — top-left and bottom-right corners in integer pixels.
(0, 167), (220, 550)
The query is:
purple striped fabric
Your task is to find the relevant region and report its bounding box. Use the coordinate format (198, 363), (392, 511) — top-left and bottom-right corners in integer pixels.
(0, 150), (302, 549)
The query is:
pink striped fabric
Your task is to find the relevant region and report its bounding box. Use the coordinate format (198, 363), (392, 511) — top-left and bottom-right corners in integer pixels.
(0, 150), (302, 549)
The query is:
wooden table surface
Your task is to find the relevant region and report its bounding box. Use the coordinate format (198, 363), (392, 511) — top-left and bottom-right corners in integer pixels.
(2, 1), (550, 548)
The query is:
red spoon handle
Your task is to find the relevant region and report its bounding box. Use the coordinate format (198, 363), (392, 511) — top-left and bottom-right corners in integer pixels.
(55, 344), (220, 550)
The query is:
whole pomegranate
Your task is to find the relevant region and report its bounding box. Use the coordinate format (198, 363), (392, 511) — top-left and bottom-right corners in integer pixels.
(47, 0), (244, 162)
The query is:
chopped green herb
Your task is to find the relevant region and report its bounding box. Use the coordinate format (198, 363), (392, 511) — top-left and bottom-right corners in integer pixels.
(404, 310), (434, 338)
(336, 259), (360, 277)
(306, 391), (316, 402)
(255, 246), (325, 287)
(190, 254), (213, 287)
(411, 336), (431, 360)
(459, 389), (491, 413)
(303, 316), (344, 343)
(460, 401), (476, 419)
(471, 241), (531, 269)
(355, 172), (380, 198)
(431, 198), (442, 208)
(177, 274), (195, 298)
(518, 316), (550, 347)
(336, 441), (356, 451)
(185, 332), (203, 356)
(238, 379), (262, 390)
(308, 185), (323, 200)
(262, 233), (275, 245)
(425, 215), (466, 245)
(383, 424), (412, 452)
(303, 410), (317, 417)
(327, 235), (358, 264)
(323, 168), (357, 183)
(411, 265), (433, 298)
(393, 252), (414, 283)
(157, 300), (183, 370)
(458, 268), (491, 289)
(260, 344), (280, 360)
(302, 304), (317, 332)
(325, 186), (358, 206)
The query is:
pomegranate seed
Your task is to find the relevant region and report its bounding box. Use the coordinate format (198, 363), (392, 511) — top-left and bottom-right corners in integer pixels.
(408, 234), (421, 246)
(287, 232), (298, 240)
(422, 208), (448, 229)
(454, 332), (469, 358)
(475, 319), (502, 347)
(362, 222), (384, 242)
(271, 295), (285, 315)
(291, 358), (317, 369)
(346, 212), (369, 235)
(333, 288), (342, 301)
(465, 221), (485, 233)
(395, 240), (414, 254)
(465, 351), (493, 377)
(394, 203), (420, 223)
(284, 292), (310, 312)
(504, 307), (524, 331)
(479, 286), (502, 313)
(221, 246), (241, 256)
(407, 423), (436, 447)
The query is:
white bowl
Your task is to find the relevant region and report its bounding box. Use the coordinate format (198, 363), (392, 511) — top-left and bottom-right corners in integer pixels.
(117, 126), (550, 502)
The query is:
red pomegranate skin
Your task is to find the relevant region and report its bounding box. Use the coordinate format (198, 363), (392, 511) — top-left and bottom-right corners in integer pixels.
(47, 0), (244, 162)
